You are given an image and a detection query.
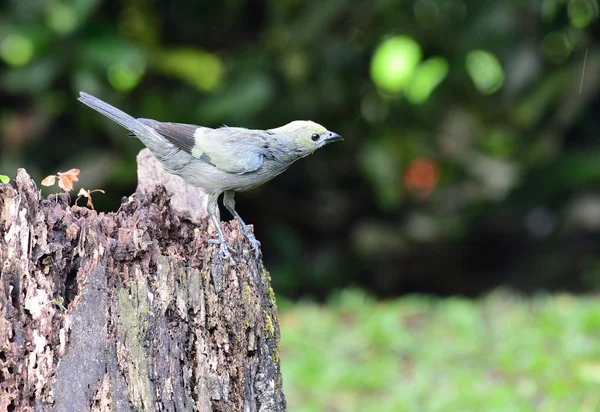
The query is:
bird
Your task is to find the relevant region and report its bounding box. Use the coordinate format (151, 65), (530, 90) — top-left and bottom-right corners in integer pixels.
(77, 92), (343, 263)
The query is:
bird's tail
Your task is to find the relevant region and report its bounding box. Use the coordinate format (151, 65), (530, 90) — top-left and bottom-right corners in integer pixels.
(78, 92), (145, 135)
(78, 91), (188, 170)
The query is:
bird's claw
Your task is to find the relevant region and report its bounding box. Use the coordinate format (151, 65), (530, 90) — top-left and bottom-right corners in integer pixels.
(219, 242), (236, 264)
(208, 238), (236, 264)
(244, 232), (261, 259)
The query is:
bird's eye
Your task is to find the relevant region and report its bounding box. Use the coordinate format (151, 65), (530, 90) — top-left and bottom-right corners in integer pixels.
(311, 133), (320, 141)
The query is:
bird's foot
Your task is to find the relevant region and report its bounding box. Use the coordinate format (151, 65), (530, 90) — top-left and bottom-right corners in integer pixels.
(208, 238), (237, 264)
(243, 231), (261, 259)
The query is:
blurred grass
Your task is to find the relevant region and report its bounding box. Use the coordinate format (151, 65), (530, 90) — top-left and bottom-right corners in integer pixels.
(279, 289), (600, 411)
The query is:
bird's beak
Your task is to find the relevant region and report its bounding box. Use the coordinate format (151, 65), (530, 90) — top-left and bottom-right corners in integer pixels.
(324, 132), (343, 143)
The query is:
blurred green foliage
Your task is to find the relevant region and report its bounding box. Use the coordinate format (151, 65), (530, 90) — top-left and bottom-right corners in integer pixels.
(1, 0), (599, 297)
(280, 289), (600, 410)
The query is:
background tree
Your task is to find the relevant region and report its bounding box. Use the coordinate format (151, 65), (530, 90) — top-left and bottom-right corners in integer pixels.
(1, 0), (599, 299)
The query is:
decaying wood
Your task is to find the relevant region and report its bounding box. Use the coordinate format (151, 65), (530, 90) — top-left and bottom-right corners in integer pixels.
(0, 150), (285, 411)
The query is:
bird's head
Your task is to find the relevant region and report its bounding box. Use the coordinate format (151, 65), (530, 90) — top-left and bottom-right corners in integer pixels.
(272, 120), (343, 159)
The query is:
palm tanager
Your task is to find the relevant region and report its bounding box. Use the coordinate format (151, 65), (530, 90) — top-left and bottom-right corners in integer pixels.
(77, 92), (342, 262)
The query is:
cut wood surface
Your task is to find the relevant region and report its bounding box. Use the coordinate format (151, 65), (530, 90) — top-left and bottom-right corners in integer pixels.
(0, 149), (285, 411)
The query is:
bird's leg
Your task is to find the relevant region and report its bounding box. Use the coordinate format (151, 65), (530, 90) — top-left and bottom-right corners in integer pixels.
(223, 191), (261, 258)
(206, 192), (236, 263)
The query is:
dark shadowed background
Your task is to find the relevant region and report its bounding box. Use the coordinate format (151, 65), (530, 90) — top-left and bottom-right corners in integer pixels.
(1, 0), (599, 300)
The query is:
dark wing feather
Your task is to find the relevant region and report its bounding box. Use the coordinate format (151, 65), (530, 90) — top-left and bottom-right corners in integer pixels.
(138, 119), (207, 155)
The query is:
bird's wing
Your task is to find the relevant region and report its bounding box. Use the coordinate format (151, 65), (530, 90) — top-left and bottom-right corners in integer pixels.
(143, 121), (270, 174)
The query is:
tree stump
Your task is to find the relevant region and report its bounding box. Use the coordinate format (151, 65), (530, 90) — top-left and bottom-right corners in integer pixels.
(0, 150), (285, 411)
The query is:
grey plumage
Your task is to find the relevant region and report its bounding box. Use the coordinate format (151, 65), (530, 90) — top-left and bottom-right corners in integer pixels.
(77, 92), (342, 262)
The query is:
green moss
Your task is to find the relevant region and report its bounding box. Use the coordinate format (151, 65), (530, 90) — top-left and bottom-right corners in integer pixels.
(179, 267), (188, 283)
(272, 344), (280, 363)
(263, 310), (274, 338)
(243, 283), (252, 304)
(265, 284), (277, 306)
(260, 265), (277, 306)
(115, 284), (154, 407)
(243, 319), (250, 329)
(50, 299), (66, 311)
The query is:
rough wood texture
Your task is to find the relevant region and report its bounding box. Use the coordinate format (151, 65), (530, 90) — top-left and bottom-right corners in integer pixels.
(135, 149), (208, 224)
(0, 152), (285, 411)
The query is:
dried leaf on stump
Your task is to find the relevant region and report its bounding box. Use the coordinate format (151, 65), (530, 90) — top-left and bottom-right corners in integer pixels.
(41, 175), (56, 186)
(76, 188), (105, 210)
(57, 169), (80, 192)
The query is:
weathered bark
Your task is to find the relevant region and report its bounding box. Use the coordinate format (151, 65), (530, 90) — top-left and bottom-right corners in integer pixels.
(0, 150), (285, 411)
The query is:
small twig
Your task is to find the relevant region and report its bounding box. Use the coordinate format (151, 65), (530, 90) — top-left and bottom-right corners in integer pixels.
(580, 48), (588, 95)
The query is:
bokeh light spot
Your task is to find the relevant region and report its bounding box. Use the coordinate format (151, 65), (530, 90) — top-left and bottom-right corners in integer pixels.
(0, 33), (34, 67)
(568, 0), (599, 28)
(282, 50), (309, 83)
(371, 36), (422, 94)
(541, 0), (560, 22)
(466, 50), (504, 95)
(156, 49), (223, 92)
(47, 3), (78, 34)
(403, 158), (440, 200)
(107, 55), (146, 92)
(414, 0), (441, 29)
(541, 31), (572, 63)
(360, 141), (403, 210)
(405, 57), (449, 104)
